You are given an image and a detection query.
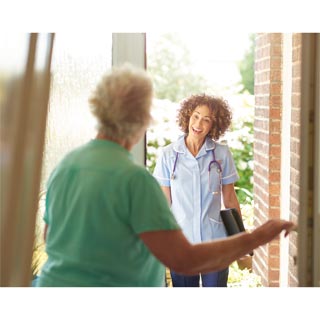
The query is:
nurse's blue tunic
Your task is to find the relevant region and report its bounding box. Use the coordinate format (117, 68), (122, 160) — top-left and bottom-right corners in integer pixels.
(153, 135), (239, 244)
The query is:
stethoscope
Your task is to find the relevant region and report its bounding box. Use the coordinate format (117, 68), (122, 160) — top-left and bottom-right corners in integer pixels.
(170, 146), (222, 195)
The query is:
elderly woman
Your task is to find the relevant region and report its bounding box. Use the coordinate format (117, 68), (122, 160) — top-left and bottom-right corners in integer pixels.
(38, 65), (294, 287)
(153, 94), (242, 287)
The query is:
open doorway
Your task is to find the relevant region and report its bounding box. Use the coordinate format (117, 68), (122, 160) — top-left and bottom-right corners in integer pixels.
(146, 32), (257, 287)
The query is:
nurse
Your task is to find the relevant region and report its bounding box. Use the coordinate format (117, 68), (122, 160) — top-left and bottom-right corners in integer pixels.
(153, 94), (241, 287)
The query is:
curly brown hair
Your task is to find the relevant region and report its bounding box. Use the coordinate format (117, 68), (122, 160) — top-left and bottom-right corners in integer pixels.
(177, 94), (232, 140)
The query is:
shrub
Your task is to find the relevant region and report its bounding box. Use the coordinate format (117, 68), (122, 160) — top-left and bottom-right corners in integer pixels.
(228, 261), (262, 288)
(31, 191), (47, 281)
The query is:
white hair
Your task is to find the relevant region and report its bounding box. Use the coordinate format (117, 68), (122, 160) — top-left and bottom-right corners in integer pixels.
(89, 63), (153, 142)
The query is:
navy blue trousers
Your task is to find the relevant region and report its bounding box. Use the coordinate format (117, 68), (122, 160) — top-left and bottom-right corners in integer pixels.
(170, 268), (229, 287)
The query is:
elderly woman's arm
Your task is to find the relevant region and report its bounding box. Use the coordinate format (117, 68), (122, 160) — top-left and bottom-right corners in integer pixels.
(139, 219), (295, 275)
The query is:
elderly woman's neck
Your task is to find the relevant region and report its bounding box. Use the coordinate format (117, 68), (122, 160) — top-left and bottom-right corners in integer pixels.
(96, 132), (133, 151)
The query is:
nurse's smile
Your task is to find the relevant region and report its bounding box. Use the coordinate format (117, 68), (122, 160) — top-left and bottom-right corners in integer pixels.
(191, 127), (202, 134)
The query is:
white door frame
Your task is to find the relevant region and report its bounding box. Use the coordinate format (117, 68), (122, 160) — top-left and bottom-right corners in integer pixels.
(280, 33), (293, 286)
(299, 33), (320, 287)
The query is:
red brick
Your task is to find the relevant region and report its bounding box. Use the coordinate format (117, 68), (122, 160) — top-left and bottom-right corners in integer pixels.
(293, 33), (302, 47)
(269, 281), (280, 287)
(253, 32), (303, 287)
(270, 107), (281, 119)
(271, 45), (282, 56)
(290, 198), (300, 213)
(292, 78), (301, 92)
(270, 95), (281, 107)
(270, 144), (281, 155)
(292, 47), (302, 61)
(270, 196), (280, 207)
(255, 106), (270, 117)
(292, 94), (301, 108)
(270, 33), (282, 42)
(290, 156), (300, 172)
(269, 157), (281, 169)
(269, 134), (281, 144)
(269, 245), (280, 255)
(269, 171), (280, 182)
(255, 130), (270, 142)
(270, 120), (281, 132)
(256, 95), (270, 106)
(290, 139), (300, 153)
(271, 58), (282, 70)
(270, 83), (282, 95)
(262, 46), (271, 57)
(292, 62), (302, 77)
(270, 70), (282, 81)
(269, 269), (280, 279)
(269, 183), (280, 194)
(291, 107), (301, 123)
(269, 208), (280, 218)
(290, 124), (300, 138)
(255, 118), (269, 131)
(270, 256), (280, 268)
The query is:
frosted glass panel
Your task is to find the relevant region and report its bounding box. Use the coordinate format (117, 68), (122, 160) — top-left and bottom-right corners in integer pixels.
(0, 33), (30, 220)
(41, 33), (112, 188)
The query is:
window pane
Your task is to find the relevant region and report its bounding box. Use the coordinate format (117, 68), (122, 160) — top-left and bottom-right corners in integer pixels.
(41, 33), (112, 188)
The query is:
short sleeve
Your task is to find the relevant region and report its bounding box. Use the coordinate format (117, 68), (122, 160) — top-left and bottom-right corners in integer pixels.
(128, 168), (180, 234)
(153, 147), (171, 187)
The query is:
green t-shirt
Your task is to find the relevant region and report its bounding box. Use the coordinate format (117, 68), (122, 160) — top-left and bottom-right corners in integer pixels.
(38, 139), (180, 287)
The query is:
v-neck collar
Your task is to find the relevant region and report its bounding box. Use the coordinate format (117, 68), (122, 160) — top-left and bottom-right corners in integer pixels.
(173, 135), (217, 158)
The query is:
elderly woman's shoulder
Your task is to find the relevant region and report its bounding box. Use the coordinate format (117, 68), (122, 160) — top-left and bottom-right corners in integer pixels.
(125, 163), (160, 186)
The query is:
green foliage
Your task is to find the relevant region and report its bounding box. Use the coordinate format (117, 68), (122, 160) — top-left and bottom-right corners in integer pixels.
(240, 203), (255, 230)
(147, 33), (209, 102)
(31, 191), (47, 279)
(228, 261), (262, 287)
(147, 135), (172, 173)
(230, 118), (254, 204)
(227, 204), (261, 287)
(238, 33), (255, 95)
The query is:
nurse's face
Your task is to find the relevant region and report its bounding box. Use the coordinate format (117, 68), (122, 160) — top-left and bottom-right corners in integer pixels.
(188, 105), (213, 140)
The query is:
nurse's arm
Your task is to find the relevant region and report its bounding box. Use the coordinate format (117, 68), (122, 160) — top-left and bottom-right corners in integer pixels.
(222, 183), (242, 217)
(160, 186), (172, 205)
(139, 219), (295, 275)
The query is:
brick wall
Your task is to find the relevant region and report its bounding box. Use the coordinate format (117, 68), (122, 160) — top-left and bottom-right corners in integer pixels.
(287, 33), (301, 286)
(254, 33), (301, 286)
(253, 33), (282, 286)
